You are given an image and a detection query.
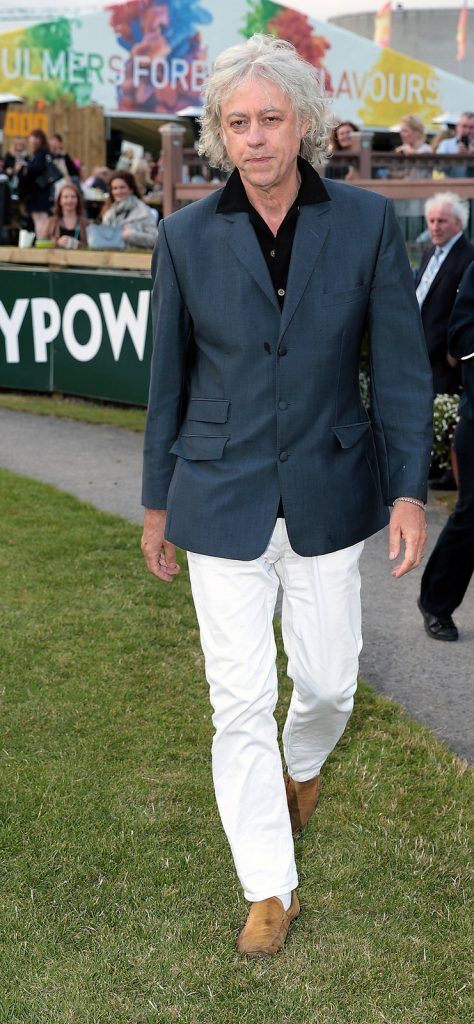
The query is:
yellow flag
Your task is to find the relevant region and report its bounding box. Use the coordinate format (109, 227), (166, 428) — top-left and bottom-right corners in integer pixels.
(374, 2), (392, 49)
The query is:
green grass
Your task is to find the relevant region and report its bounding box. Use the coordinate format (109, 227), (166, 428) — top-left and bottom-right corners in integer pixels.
(0, 469), (471, 1024)
(433, 490), (458, 514)
(0, 395), (463, 524)
(0, 391), (146, 431)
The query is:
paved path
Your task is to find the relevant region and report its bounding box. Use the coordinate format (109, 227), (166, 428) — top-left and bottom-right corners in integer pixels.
(1, 408), (472, 762)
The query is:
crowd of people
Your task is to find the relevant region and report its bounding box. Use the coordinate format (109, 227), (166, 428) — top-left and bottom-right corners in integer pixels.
(0, 111), (473, 248)
(325, 109), (474, 181)
(0, 131), (163, 250)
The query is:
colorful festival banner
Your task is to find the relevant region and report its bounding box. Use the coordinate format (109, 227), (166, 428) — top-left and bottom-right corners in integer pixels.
(1, 0), (474, 128)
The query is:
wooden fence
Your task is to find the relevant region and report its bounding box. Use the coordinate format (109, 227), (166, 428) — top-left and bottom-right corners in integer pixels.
(3, 101), (106, 178)
(159, 124), (474, 218)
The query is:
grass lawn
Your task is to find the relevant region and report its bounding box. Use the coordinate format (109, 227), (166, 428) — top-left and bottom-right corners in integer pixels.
(0, 470), (471, 1024)
(433, 491), (458, 514)
(0, 393), (463, 516)
(0, 391), (146, 432)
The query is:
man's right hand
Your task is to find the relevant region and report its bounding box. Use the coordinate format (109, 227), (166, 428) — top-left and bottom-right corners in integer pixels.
(141, 508), (180, 584)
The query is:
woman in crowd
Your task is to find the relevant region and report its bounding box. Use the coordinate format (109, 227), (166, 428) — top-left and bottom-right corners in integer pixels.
(325, 121), (359, 180)
(47, 182), (88, 248)
(18, 129), (54, 239)
(394, 115), (432, 178)
(131, 158), (153, 197)
(99, 170), (158, 249)
(4, 138), (28, 191)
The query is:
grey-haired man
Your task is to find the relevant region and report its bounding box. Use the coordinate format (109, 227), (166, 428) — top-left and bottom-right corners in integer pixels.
(141, 35), (432, 956)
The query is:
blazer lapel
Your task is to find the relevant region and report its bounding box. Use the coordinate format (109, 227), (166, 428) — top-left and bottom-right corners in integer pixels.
(279, 204), (330, 340)
(421, 237), (464, 303)
(424, 253), (450, 302)
(222, 212), (280, 313)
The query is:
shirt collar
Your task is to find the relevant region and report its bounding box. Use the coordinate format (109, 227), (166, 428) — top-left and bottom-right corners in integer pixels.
(216, 155), (330, 215)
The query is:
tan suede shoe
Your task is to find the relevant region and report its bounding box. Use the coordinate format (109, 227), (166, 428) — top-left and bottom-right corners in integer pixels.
(284, 772), (321, 834)
(237, 891), (300, 957)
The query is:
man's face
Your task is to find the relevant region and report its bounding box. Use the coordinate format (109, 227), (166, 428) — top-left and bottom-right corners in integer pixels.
(456, 114), (474, 142)
(220, 77), (308, 192)
(49, 136), (60, 154)
(427, 204), (462, 246)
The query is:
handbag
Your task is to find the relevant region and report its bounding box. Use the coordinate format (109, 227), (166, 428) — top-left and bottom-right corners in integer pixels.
(86, 223), (125, 250)
(35, 157), (64, 190)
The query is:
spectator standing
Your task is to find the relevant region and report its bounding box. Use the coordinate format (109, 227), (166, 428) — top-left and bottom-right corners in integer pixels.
(131, 158), (153, 197)
(116, 147), (134, 171)
(415, 193), (474, 395)
(149, 157), (164, 200)
(435, 111), (474, 177)
(48, 133), (78, 183)
(99, 171), (158, 249)
(18, 130), (53, 239)
(47, 182), (88, 249)
(4, 138), (28, 192)
(418, 261), (474, 640)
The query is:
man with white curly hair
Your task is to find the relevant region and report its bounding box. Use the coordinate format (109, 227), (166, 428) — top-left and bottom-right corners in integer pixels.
(141, 35), (432, 956)
(415, 192), (474, 397)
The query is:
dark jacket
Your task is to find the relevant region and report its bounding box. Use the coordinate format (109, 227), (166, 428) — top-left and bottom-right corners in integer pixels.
(51, 151), (79, 180)
(416, 235), (474, 395)
(448, 261), (474, 421)
(19, 148), (52, 214)
(142, 176), (433, 560)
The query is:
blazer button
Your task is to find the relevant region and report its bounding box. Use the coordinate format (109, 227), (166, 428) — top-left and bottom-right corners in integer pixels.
(278, 345), (288, 357)
(278, 400), (288, 410)
(279, 451), (288, 462)
(263, 342), (271, 353)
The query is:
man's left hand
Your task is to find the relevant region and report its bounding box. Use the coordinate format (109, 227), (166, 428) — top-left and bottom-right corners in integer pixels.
(389, 501), (427, 578)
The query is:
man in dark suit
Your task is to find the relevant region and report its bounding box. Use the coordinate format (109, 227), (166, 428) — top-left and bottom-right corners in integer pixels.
(416, 192), (474, 396)
(141, 35), (432, 957)
(419, 262), (474, 640)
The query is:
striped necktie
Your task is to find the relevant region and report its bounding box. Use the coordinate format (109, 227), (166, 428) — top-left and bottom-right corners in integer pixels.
(416, 247), (443, 307)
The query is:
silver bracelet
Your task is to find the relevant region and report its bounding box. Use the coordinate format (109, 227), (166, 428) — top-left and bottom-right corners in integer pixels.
(393, 496), (425, 510)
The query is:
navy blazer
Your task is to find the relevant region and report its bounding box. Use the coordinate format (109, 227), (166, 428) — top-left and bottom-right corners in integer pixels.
(142, 178), (433, 559)
(416, 235), (474, 395)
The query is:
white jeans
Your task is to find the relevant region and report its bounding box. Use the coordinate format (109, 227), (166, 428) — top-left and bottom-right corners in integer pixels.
(187, 520), (364, 902)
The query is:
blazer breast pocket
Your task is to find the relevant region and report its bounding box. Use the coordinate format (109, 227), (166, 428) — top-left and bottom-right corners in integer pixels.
(321, 284), (369, 308)
(186, 398), (230, 423)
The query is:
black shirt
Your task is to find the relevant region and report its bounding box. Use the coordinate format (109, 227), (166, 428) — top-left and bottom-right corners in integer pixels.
(216, 156), (330, 516)
(216, 155), (329, 310)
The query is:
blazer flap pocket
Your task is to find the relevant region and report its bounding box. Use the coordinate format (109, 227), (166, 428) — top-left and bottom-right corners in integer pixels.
(169, 434), (229, 461)
(332, 421), (371, 448)
(187, 398), (230, 423)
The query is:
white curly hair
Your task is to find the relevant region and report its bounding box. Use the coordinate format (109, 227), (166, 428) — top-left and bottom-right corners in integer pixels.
(198, 34), (334, 171)
(425, 192), (469, 230)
